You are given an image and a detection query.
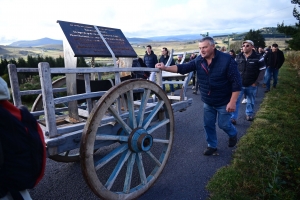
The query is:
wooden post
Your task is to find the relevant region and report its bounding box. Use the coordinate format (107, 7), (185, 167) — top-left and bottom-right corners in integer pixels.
(63, 37), (80, 123)
(7, 64), (22, 106)
(38, 62), (58, 138)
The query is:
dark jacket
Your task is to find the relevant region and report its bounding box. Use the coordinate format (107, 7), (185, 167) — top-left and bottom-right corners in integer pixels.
(265, 49), (285, 69)
(159, 55), (175, 66)
(177, 50), (242, 107)
(235, 50), (265, 87)
(143, 51), (158, 68)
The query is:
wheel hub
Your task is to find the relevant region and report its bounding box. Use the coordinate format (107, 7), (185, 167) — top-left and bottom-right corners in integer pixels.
(128, 128), (153, 152)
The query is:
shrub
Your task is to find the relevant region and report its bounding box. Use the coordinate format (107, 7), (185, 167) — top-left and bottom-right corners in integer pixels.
(284, 51), (300, 72)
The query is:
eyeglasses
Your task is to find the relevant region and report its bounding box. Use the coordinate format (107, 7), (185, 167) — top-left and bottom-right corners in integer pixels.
(242, 44), (250, 48)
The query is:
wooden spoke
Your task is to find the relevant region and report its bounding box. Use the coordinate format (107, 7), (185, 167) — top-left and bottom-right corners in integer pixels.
(142, 100), (164, 129)
(126, 90), (137, 129)
(94, 143), (128, 171)
(146, 118), (170, 134)
(108, 105), (132, 134)
(136, 153), (147, 185)
(105, 150), (131, 190)
(96, 134), (129, 142)
(137, 89), (151, 127)
(146, 151), (162, 167)
(123, 153), (136, 193)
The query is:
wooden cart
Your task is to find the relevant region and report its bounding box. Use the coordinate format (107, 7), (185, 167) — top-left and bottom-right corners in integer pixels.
(7, 21), (193, 199)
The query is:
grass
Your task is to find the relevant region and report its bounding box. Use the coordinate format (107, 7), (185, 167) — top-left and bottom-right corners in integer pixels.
(206, 55), (300, 199)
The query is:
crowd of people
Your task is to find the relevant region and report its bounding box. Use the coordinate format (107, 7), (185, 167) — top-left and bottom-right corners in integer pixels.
(153, 37), (285, 156)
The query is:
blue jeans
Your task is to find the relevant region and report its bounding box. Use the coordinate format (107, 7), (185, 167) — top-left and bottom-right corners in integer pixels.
(266, 67), (279, 90)
(203, 103), (237, 148)
(231, 85), (257, 120)
(263, 69), (268, 84)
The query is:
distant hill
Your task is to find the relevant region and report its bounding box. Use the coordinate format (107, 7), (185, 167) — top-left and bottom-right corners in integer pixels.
(147, 34), (201, 41)
(9, 37), (63, 47)
(127, 37), (152, 43)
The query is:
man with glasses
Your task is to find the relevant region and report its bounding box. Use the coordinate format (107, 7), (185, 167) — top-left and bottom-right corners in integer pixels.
(155, 37), (242, 156)
(264, 43), (285, 92)
(231, 40), (265, 123)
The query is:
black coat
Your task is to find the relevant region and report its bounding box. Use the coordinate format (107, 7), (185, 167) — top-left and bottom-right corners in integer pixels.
(159, 55), (175, 65)
(265, 49), (285, 69)
(143, 51), (158, 68)
(236, 50), (265, 87)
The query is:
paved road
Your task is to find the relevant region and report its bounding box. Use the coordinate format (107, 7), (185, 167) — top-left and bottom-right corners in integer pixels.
(30, 85), (266, 200)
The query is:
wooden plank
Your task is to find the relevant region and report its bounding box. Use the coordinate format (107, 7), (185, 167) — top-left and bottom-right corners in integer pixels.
(38, 62), (58, 138)
(49, 67), (160, 74)
(16, 68), (39, 72)
(53, 91), (106, 104)
(8, 64), (22, 106)
(19, 87), (66, 95)
(84, 74), (93, 113)
(13, 67), (160, 74)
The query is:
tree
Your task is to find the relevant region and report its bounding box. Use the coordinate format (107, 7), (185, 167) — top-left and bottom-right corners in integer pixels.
(277, 0), (300, 50)
(230, 41), (243, 53)
(55, 55), (64, 67)
(77, 57), (88, 67)
(0, 58), (9, 76)
(243, 29), (266, 48)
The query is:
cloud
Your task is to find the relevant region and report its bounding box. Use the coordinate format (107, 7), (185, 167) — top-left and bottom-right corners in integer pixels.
(0, 0), (298, 44)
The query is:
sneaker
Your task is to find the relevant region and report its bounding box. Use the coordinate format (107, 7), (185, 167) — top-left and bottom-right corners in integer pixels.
(192, 90), (197, 94)
(265, 90), (270, 93)
(192, 86), (195, 90)
(203, 147), (217, 156)
(273, 85), (276, 89)
(241, 98), (247, 104)
(228, 135), (237, 147)
(231, 118), (236, 125)
(246, 115), (254, 121)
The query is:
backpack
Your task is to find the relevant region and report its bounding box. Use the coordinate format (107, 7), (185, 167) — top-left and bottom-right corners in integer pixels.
(0, 103), (46, 197)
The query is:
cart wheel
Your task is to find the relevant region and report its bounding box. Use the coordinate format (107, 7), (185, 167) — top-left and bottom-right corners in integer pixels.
(31, 76), (67, 111)
(80, 79), (174, 200)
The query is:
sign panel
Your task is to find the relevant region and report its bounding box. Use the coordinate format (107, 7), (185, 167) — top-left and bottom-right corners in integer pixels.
(57, 20), (137, 57)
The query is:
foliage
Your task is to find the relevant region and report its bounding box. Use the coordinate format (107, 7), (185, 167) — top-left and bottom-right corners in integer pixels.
(243, 29), (266, 48)
(277, 0), (300, 50)
(230, 41), (243, 54)
(284, 51), (300, 72)
(207, 53), (300, 199)
(0, 55), (89, 80)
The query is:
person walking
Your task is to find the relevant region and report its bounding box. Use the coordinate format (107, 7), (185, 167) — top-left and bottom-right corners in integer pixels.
(264, 43), (285, 92)
(155, 37), (242, 156)
(230, 40), (265, 124)
(143, 45), (158, 82)
(159, 47), (175, 95)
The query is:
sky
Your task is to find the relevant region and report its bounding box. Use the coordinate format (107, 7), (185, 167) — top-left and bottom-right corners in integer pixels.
(0, 0), (298, 45)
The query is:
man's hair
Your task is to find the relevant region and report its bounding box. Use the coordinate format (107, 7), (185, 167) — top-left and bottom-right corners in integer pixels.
(199, 37), (215, 45)
(146, 45), (152, 49)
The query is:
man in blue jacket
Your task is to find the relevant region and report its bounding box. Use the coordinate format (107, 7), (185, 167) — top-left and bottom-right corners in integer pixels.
(144, 45), (158, 82)
(155, 37), (242, 156)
